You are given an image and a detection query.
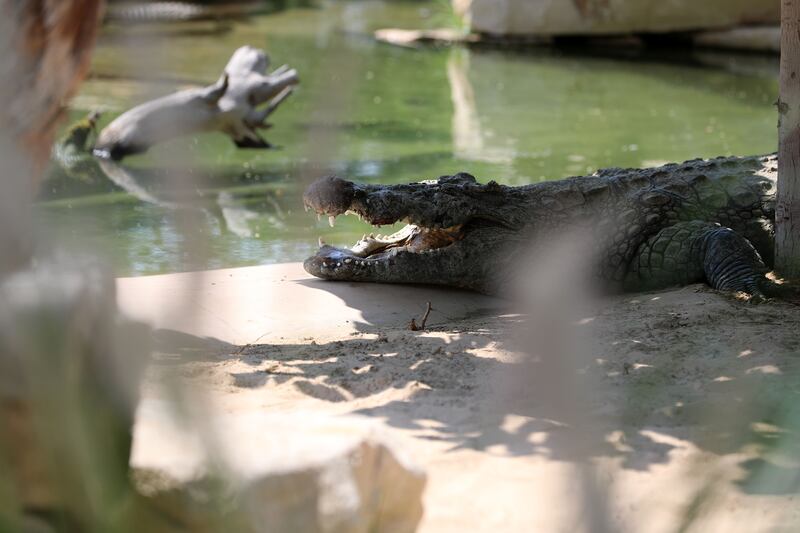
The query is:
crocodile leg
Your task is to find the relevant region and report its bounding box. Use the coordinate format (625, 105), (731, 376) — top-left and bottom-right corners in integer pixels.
(624, 221), (770, 297)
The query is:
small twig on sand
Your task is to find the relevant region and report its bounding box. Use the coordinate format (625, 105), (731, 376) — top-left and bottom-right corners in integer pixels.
(408, 301), (433, 331)
(234, 331), (270, 355)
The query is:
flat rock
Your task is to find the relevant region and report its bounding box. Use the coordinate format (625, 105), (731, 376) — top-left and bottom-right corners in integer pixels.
(116, 262), (507, 345)
(120, 264), (800, 532)
(131, 402), (426, 533)
(120, 263), (501, 531)
(454, 0), (778, 36)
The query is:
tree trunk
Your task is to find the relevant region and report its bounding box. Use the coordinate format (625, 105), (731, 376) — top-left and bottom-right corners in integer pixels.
(776, 0), (800, 278)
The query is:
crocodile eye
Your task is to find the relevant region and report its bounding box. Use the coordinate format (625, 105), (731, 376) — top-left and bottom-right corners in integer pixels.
(440, 172), (477, 185)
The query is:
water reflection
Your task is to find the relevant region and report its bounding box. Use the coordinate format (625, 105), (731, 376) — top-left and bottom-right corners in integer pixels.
(97, 158), (292, 242)
(40, 155), (304, 274)
(450, 46), (777, 181)
(97, 159), (200, 210)
(448, 48), (515, 165)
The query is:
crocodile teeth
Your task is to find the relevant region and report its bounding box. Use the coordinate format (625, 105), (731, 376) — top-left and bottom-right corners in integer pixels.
(318, 237), (326, 247)
(344, 258), (352, 264)
(316, 213), (321, 222)
(304, 204), (309, 212)
(328, 215), (336, 228)
(345, 210), (363, 221)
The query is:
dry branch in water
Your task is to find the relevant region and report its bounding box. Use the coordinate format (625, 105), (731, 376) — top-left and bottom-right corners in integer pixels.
(94, 45), (299, 160)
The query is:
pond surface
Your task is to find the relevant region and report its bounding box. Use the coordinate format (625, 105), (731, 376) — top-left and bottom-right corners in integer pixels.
(39, 0), (779, 276)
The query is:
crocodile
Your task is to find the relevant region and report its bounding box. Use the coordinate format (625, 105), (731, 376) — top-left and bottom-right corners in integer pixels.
(302, 154), (779, 298)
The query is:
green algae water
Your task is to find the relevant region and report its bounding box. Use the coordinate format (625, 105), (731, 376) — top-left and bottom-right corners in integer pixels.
(38, 0), (779, 276)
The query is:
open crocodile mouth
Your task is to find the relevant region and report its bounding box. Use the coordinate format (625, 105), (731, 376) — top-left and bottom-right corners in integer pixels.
(304, 214), (465, 277)
(301, 188), (466, 279)
(301, 174), (481, 279)
(329, 221), (462, 258)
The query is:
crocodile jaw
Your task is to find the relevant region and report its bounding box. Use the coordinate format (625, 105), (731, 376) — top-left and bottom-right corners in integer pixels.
(303, 222), (466, 282)
(301, 173), (517, 290)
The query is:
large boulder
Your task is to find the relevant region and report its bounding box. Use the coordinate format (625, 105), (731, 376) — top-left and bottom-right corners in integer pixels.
(453, 0), (779, 36)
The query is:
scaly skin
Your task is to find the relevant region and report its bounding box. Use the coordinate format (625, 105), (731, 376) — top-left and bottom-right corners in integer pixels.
(303, 154), (778, 297)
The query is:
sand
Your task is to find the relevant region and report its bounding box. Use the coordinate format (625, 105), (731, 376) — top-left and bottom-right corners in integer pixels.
(119, 263), (800, 532)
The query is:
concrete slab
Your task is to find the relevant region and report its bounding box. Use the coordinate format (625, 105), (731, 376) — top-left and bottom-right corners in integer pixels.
(116, 262), (507, 345)
(120, 264), (800, 532)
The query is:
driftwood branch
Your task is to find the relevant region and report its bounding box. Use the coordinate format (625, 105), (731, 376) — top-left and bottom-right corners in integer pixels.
(249, 85), (295, 128)
(94, 45), (299, 160)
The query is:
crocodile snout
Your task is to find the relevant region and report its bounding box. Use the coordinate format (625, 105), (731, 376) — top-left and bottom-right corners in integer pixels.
(303, 175), (356, 216)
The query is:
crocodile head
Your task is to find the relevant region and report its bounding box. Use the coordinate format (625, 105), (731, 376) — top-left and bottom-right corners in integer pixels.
(302, 174), (527, 293)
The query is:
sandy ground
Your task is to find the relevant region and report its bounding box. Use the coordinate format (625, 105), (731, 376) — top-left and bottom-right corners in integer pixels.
(119, 263), (800, 532)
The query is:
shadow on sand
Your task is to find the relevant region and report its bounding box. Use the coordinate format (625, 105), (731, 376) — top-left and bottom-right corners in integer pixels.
(147, 280), (800, 496)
